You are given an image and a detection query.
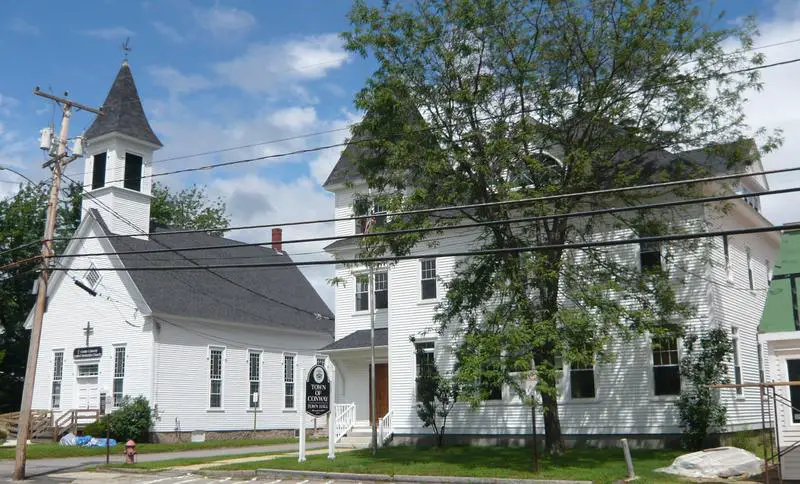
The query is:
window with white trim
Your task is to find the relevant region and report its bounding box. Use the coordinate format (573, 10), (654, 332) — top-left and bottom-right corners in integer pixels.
(249, 351), (261, 408)
(374, 272), (388, 309)
(415, 342), (435, 401)
(638, 227), (662, 272)
(732, 327), (743, 395)
(209, 347), (223, 408)
(569, 361), (595, 399)
(51, 351), (63, 409)
(77, 364), (99, 377)
(284, 354), (295, 409)
(746, 247), (754, 290)
(355, 275), (369, 311)
(316, 355), (326, 367)
(652, 336), (680, 396)
(113, 346), (126, 406)
(421, 259), (437, 300)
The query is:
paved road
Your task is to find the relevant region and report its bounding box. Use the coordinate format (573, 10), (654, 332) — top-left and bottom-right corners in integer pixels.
(0, 442), (328, 482)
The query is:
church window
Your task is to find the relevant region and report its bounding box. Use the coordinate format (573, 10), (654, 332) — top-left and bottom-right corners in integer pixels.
(249, 351), (261, 409)
(51, 350), (63, 409)
(124, 153), (143, 192)
(284, 353), (295, 409)
(77, 364), (99, 377)
(113, 346), (126, 407)
(209, 347), (223, 409)
(92, 152), (106, 189)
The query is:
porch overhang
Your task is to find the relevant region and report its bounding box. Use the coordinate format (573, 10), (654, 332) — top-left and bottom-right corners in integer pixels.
(319, 328), (388, 353)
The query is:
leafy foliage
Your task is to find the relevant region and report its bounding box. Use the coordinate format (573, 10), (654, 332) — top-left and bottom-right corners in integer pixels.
(676, 328), (733, 450)
(342, 0), (779, 454)
(83, 416), (109, 438)
(150, 182), (230, 235)
(107, 396), (153, 443)
(414, 340), (458, 447)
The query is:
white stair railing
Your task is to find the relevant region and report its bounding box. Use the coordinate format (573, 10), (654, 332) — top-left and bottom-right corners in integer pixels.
(334, 402), (356, 443)
(377, 409), (394, 446)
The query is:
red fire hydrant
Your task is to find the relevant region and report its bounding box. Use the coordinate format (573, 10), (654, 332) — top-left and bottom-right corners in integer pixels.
(124, 440), (136, 464)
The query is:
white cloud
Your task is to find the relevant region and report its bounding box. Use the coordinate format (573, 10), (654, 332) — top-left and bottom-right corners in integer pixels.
(151, 21), (184, 43)
(213, 34), (350, 94)
(81, 27), (135, 40)
(210, 175), (335, 307)
(733, 6), (800, 225)
(193, 4), (256, 38)
(10, 18), (39, 36)
(148, 65), (214, 96)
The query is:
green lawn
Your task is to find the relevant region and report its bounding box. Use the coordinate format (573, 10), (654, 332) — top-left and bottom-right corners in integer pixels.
(95, 450), (287, 471)
(212, 445), (688, 484)
(0, 436), (321, 460)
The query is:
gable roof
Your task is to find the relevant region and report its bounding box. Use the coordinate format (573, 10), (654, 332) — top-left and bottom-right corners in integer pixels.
(319, 328), (388, 351)
(84, 62), (163, 147)
(89, 209), (333, 335)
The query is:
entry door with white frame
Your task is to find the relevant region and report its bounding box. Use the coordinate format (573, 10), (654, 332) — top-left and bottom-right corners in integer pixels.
(76, 362), (100, 409)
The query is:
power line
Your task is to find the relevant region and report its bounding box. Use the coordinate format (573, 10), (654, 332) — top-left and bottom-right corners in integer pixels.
(60, 55), (800, 189)
(37, 184), (800, 263)
(42, 222), (800, 273)
(46, 163), (800, 245)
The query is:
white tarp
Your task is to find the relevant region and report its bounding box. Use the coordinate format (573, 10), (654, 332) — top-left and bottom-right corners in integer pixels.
(657, 447), (763, 479)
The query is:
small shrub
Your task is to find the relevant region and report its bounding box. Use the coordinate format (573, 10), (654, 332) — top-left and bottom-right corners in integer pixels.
(83, 417), (108, 438)
(413, 339), (458, 447)
(676, 328), (733, 450)
(107, 396), (152, 443)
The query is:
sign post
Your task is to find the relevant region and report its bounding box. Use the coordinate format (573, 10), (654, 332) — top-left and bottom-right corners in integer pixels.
(298, 366), (306, 462)
(328, 364), (335, 460)
(252, 392), (258, 436)
(299, 363), (332, 463)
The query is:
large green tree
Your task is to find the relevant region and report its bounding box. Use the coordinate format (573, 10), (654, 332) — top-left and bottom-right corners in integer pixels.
(0, 181), (230, 412)
(343, 0), (779, 454)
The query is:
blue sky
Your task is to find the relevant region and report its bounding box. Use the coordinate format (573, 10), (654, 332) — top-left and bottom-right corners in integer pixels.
(1, 0), (799, 306)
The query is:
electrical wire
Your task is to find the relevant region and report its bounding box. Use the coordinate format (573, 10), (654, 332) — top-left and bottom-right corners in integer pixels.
(46, 163), (800, 245)
(40, 221), (800, 272)
(42, 184), (800, 261)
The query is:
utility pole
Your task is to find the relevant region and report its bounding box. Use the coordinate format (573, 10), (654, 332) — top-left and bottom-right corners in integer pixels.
(13, 89), (101, 481)
(369, 264), (378, 454)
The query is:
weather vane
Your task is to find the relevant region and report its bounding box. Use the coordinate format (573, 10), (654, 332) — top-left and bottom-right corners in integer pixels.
(122, 37), (132, 61)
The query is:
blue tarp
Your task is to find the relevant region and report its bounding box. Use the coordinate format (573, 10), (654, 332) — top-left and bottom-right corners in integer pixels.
(58, 433), (117, 447)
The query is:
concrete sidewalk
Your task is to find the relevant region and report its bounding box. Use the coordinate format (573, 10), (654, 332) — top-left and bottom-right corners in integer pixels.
(0, 441), (327, 480)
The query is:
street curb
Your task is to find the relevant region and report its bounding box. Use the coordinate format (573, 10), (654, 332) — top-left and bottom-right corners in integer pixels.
(254, 468), (593, 483)
(197, 469), (257, 478)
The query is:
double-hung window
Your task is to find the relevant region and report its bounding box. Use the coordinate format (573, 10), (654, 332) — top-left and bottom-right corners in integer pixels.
(249, 351), (261, 408)
(569, 361), (595, 399)
(415, 342), (435, 401)
(421, 259), (437, 300)
(652, 336), (680, 396)
(113, 346), (126, 407)
(374, 272), (388, 309)
(284, 354), (295, 409)
(355, 275), (369, 311)
(209, 347), (223, 409)
(51, 351), (63, 409)
(732, 327), (743, 395)
(746, 248), (754, 290)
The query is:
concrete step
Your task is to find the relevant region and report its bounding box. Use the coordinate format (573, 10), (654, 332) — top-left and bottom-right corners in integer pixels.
(336, 435), (371, 449)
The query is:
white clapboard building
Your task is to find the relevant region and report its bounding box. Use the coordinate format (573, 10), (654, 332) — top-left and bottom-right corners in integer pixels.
(26, 61), (333, 442)
(321, 133), (779, 447)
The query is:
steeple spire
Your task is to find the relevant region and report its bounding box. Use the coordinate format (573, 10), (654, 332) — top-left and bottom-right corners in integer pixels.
(84, 62), (162, 147)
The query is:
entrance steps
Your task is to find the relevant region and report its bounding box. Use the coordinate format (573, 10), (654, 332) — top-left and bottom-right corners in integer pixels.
(336, 421), (373, 449)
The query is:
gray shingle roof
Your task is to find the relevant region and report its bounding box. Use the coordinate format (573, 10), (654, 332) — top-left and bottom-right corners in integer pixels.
(322, 133), (372, 188)
(319, 328), (388, 351)
(84, 62), (163, 147)
(89, 209), (333, 335)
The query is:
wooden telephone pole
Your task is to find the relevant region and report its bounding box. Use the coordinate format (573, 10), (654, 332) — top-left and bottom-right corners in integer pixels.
(13, 89), (102, 481)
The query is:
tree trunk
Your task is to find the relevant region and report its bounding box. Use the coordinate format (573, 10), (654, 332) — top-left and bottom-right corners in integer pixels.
(540, 390), (564, 455)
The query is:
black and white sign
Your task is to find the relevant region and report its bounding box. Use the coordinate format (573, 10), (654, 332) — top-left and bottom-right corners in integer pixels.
(305, 364), (330, 417)
(73, 346), (103, 360)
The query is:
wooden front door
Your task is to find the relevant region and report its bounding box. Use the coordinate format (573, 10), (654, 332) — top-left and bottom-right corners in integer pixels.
(369, 363), (389, 423)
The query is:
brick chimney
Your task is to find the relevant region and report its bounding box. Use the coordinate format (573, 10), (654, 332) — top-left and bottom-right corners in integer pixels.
(272, 228), (283, 253)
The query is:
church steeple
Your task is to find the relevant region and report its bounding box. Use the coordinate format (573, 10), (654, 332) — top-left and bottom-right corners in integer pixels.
(84, 62), (162, 147)
(81, 62), (162, 238)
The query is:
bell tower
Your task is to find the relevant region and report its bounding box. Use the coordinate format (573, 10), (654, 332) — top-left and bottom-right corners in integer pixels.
(81, 60), (163, 238)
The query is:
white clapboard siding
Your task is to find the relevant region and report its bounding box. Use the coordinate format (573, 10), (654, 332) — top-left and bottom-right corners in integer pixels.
(151, 319), (330, 433)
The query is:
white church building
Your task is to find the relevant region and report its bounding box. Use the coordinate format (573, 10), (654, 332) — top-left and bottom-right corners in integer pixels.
(26, 62), (334, 442)
(321, 133), (779, 447)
